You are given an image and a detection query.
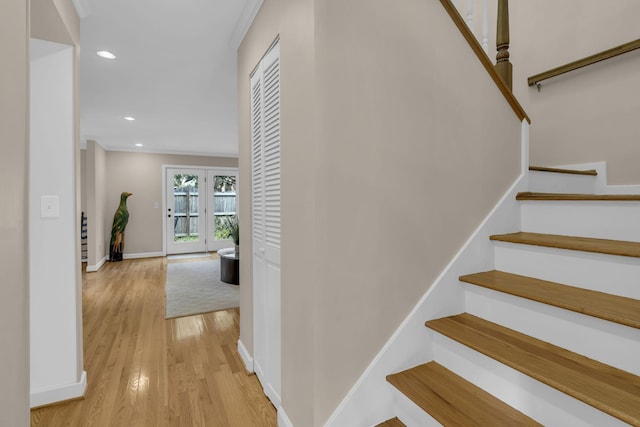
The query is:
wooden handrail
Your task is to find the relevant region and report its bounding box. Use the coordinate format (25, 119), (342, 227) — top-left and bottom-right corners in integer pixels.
(439, 0), (530, 123)
(528, 39), (640, 87)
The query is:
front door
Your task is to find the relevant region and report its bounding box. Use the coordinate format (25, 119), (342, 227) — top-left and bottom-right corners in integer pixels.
(166, 168), (207, 254)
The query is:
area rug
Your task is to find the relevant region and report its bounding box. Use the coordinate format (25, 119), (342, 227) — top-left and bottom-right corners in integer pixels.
(165, 259), (239, 319)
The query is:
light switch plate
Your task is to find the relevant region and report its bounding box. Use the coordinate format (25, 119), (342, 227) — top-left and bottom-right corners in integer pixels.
(41, 195), (59, 218)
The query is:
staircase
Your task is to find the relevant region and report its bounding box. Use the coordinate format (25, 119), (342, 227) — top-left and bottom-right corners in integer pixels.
(381, 167), (640, 426)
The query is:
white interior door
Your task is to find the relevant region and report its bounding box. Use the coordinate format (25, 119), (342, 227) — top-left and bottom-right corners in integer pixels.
(166, 168), (207, 254)
(252, 41), (281, 407)
(206, 169), (239, 252)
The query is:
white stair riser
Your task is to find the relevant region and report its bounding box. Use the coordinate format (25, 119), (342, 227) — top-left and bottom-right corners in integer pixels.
(528, 171), (597, 194)
(389, 386), (441, 427)
(465, 285), (640, 375)
(431, 333), (629, 427)
(494, 243), (640, 299)
(521, 201), (640, 241)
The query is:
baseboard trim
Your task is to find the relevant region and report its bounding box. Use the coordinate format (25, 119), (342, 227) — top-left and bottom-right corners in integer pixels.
(237, 339), (254, 373)
(121, 251), (164, 260)
(30, 370), (87, 408)
(278, 406), (294, 427)
(85, 256), (107, 272)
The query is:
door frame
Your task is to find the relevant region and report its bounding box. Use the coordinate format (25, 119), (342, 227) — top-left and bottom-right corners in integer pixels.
(161, 165), (239, 256)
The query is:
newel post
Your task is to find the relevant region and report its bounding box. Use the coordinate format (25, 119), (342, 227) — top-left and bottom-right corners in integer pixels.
(495, 0), (512, 90)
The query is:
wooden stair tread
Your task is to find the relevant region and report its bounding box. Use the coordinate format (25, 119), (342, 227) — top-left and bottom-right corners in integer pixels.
(490, 232), (640, 258)
(375, 417), (406, 427)
(517, 192), (640, 201)
(529, 166), (598, 176)
(426, 314), (640, 426)
(387, 362), (541, 427)
(459, 270), (640, 329)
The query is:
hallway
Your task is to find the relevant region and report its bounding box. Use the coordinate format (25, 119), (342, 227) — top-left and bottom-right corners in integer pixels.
(31, 257), (276, 426)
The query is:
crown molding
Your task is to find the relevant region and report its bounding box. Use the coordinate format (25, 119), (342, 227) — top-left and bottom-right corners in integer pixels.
(229, 0), (264, 50)
(71, 0), (91, 19)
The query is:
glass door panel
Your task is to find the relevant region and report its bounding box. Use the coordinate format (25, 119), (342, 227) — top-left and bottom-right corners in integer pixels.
(207, 170), (238, 251)
(166, 168), (206, 254)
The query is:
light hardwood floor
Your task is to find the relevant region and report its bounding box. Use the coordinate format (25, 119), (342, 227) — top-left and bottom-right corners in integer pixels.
(31, 256), (277, 427)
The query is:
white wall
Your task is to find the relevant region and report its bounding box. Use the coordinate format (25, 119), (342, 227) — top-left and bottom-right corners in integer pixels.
(86, 140), (107, 270)
(80, 149), (87, 218)
(30, 38), (85, 407)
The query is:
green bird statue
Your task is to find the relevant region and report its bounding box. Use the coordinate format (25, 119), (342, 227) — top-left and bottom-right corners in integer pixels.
(109, 192), (132, 262)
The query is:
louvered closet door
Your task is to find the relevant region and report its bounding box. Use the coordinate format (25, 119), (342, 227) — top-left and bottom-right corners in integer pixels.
(251, 41), (281, 408)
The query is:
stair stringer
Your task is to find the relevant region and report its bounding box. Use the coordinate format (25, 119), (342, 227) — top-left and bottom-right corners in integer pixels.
(324, 174), (528, 427)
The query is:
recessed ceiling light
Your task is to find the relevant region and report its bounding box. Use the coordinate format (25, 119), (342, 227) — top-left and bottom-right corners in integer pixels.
(135, 143), (144, 147)
(124, 116), (136, 121)
(96, 50), (116, 59)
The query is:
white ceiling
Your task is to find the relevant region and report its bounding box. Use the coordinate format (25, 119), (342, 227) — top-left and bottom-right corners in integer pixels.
(78, 0), (261, 157)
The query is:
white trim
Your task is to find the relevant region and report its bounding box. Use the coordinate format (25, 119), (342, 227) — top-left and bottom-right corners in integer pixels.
(391, 386), (441, 427)
(165, 167), (208, 254)
(552, 161), (608, 193)
(603, 183), (640, 194)
(324, 173), (527, 426)
(81, 135), (238, 158)
(494, 243), (640, 300)
(229, 0), (264, 49)
(163, 165), (239, 172)
(265, 382), (282, 410)
(85, 256), (107, 272)
(162, 166), (167, 256)
(237, 339), (254, 373)
(521, 120), (530, 175)
(121, 252), (164, 260)
(278, 406), (294, 427)
(541, 160), (640, 194)
(521, 200), (640, 242)
(103, 145), (239, 158)
(30, 370), (87, 408)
